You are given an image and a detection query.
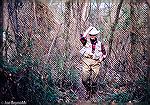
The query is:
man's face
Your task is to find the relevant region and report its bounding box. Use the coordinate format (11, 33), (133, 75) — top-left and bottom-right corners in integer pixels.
(90, 35), (96, 40)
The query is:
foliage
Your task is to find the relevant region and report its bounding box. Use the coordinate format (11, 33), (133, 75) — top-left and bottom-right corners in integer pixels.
(1, 56), (79, 105)
(105, 75), (150, 105)
(0, 29), (79, 104)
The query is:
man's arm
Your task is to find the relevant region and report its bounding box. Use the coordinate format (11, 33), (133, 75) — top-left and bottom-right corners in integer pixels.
(80, 34), (87, 46)
(80, 26), (93, 46)
(101, 44), (106, 61)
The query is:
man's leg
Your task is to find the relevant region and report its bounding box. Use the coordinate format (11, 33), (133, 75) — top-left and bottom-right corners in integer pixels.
(82, 79), (90, 92)
(91, 64), (100, 95)
(82, 58), (100, 98)
(82, 65), (91, 99)
(91, 79), (98, 95)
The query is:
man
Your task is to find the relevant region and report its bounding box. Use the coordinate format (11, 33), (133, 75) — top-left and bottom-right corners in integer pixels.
(80, 26), (106, 97)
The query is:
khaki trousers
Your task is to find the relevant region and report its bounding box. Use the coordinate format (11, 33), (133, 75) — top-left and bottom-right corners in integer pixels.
(82, 57), (100, 82)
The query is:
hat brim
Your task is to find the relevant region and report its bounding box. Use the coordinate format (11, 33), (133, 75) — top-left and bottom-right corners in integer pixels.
(89, 34), (97, 36)
(89, 30), (100, 35)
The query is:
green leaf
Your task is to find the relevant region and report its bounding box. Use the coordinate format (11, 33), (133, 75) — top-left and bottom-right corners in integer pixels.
(113, 83), (119, 89)
(9, 66), (18, 73)
(33, 58), (41, 66)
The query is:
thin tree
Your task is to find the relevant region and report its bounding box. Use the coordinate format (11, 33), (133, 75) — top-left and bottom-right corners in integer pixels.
(145, 0), (150, 85)
(108, 0), (124, 55)
(0, 0), (3, 67)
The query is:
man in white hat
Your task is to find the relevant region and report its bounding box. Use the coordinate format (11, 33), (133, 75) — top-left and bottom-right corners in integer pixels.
(80, 26), (106, 97)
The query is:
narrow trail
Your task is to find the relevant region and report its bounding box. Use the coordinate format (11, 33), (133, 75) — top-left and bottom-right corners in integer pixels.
(75, 100), (98, 105)
(75, 101), (133, 105)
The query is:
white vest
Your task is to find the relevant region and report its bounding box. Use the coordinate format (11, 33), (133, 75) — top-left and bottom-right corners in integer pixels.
(80, 39), (103, 61)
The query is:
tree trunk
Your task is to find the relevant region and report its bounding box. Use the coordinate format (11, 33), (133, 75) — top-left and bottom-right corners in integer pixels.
(108, 0), (124, 55)
(145, 0), (150, 85)
(130, 0), (138, 78)
(0, 0), (3, 67)
(64, 0), (71, 60)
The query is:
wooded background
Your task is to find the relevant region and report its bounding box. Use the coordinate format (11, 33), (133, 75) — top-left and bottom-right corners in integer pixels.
(0, 0), (150, 104)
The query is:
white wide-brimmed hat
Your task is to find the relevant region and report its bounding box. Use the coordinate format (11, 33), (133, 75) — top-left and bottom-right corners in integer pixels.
(88, 27), (100, 36)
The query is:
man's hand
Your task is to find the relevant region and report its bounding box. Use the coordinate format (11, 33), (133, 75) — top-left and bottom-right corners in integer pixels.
(99, 56), (103, 62)
(83, 26), (93, 37)
(94, 60), (101, 65)
(85, 53), (93, 58)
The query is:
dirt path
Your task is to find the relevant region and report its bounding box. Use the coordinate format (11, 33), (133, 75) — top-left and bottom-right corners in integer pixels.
(75, 100), (133, 105)
(75, 100), (98, 105)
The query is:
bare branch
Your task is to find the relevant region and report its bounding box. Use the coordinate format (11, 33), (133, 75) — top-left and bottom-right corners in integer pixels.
(45, 24), (62, 63)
